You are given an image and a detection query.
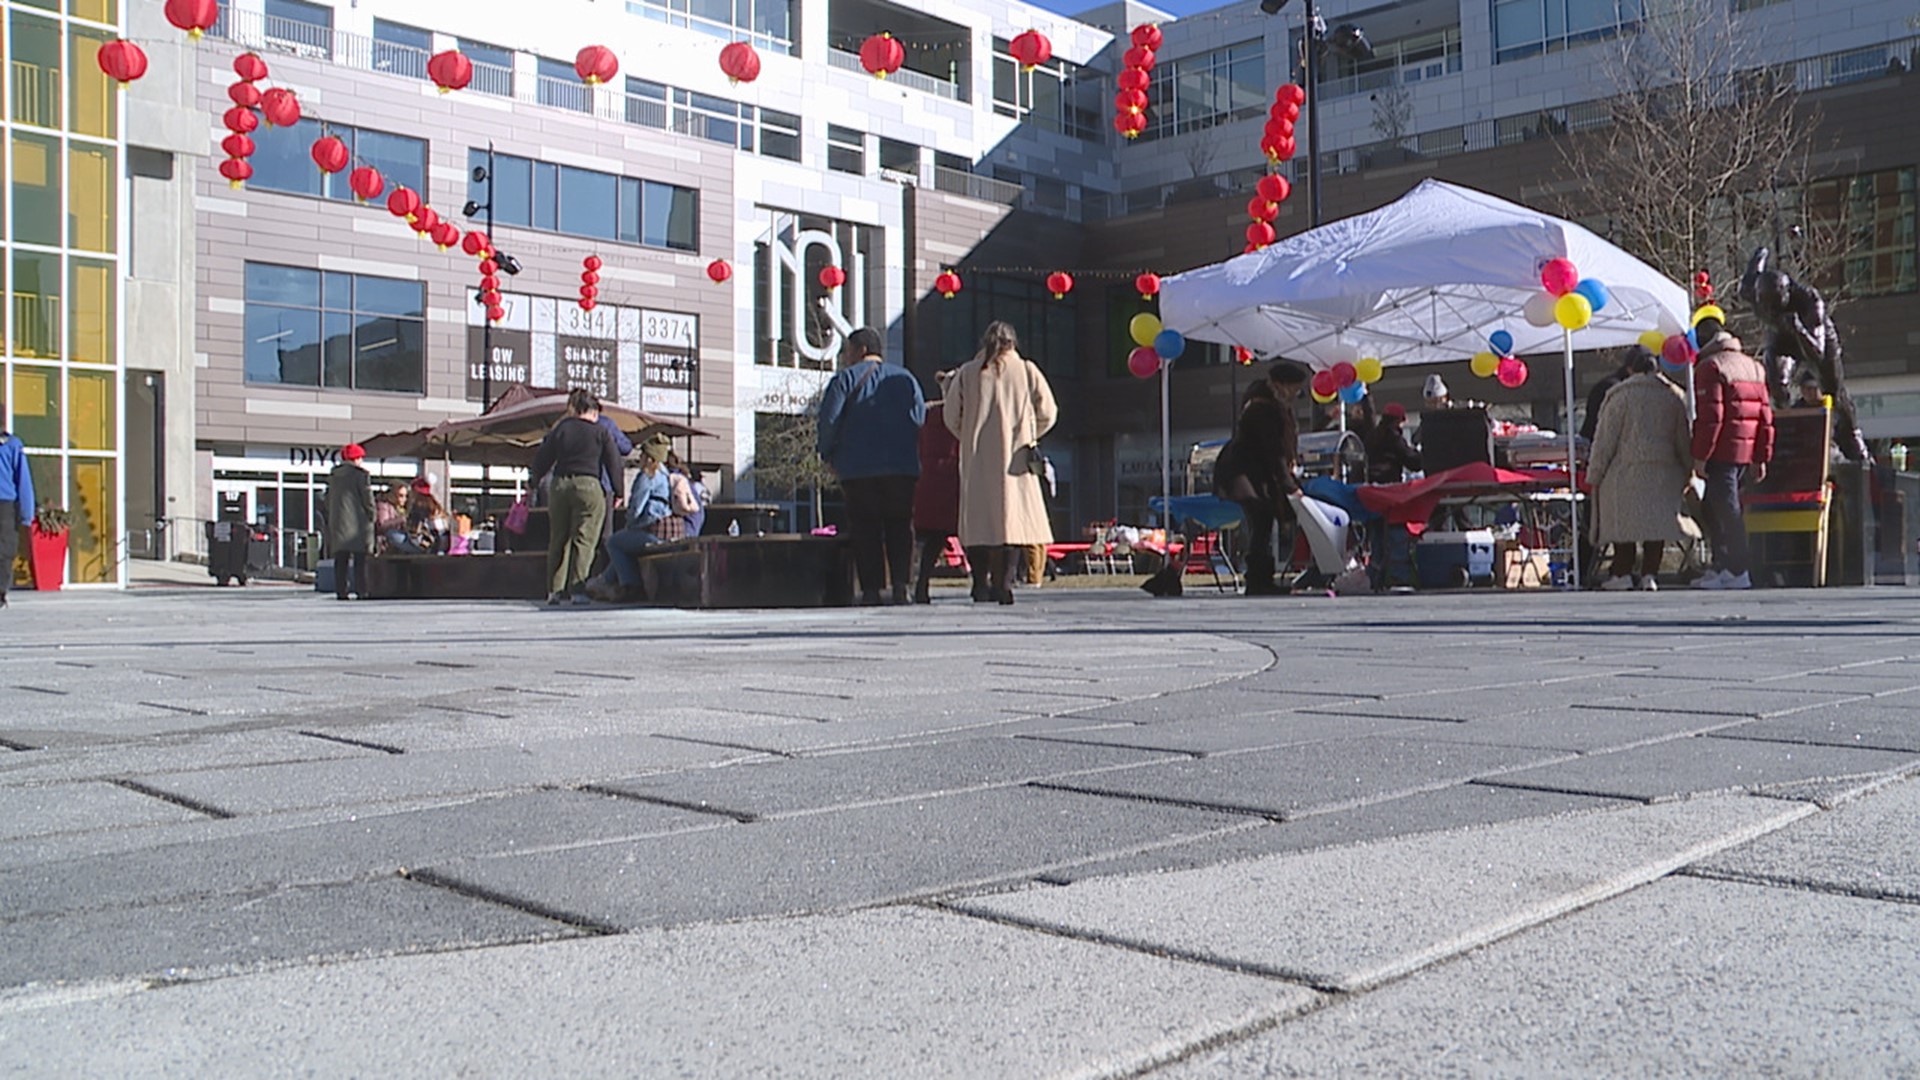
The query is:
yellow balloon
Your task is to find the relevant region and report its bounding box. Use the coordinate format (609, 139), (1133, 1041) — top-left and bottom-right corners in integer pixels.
(1555, 293), (1593, 331)
(1691, 304), (1726, 327)
(1470, 351), (1500, 378)
(1355, 357), (1384, 384)
(1129, 313), (1163, 348)
(1311, 387), (1337, 404)
(1637, 330), (1666, 353)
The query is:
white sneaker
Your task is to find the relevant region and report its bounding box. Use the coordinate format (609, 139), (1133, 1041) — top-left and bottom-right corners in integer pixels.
(1599, 575), (1634, 591)
(1693, 570), (1730, 590)
(1721, 571), (1752, 590)
(1637, 576), (1659, 592)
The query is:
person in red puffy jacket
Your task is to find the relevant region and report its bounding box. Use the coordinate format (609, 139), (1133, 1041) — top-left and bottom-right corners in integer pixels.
(910, 383), (962, 604)
(1689, 318), (1774, 590)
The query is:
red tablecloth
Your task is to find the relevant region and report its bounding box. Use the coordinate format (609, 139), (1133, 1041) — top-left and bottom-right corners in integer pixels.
(1356, 462), (1577, 526)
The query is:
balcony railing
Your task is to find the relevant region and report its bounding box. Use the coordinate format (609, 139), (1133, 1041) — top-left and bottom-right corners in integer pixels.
(932, 165), (1021, 206)
(828, 48), (962, 101)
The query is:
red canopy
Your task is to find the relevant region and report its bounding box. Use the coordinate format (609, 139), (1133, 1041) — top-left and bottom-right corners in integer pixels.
(1357, 462), (1574, 526)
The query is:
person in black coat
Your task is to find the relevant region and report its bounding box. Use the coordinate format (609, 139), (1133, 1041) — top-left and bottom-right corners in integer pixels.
(1365, 403), (1421, 484)
(1218, 363), (1306, 595)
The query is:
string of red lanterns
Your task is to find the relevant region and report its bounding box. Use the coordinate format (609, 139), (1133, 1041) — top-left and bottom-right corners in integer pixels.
(1263, 83), (1304, 164)
(1112, 25), (1158, 140)
(580, 255), (603, 312)
(95, 40), (148, 85)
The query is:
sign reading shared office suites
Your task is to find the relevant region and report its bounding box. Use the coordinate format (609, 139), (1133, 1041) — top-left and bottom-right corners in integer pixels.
(465, 294), (698, 416)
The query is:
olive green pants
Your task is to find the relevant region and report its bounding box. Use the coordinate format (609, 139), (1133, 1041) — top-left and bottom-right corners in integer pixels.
(547, 476), (606, 597)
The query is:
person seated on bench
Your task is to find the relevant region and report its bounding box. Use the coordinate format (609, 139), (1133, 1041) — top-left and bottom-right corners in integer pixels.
(376, 483), (423, 554)
(587, 434), (695, 602)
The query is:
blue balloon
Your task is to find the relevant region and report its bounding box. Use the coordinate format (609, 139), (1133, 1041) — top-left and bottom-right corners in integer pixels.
(1686, 327), (1699, 349)
(1573, 278), (1611, 313)
(1152, 329), (1186, 361)
(1489, 330), (1514, 354)
(1338, 382), (1367, 404)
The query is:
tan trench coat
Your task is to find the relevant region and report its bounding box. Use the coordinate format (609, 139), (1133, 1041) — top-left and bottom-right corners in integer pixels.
(944, 350), (1058, 546)
(1588, 372), (1697, 546)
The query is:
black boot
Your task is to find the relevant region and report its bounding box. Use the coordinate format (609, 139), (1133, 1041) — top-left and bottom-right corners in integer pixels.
(990, 547), (1015, 605)
(967, 546), (992, 602)
(1244, 552), (1281, 596)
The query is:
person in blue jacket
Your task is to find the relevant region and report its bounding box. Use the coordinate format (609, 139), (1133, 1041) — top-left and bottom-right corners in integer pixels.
(816, 327), (925, 605)
(0, 427), (35, 608)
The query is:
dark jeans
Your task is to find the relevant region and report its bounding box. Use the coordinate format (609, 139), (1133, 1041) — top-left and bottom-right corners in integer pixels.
(0, 500), (16, 597)
(1702, 462), (1752, 576)
(333, 549), (368, 598)
(605, 524), (663, 587)
(1607, 541), (1664, 580)
(1240, 499), (1278, 585)
(842, 475), (917, 599)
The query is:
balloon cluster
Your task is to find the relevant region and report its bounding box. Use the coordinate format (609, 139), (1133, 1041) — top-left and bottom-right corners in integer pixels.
(1126, 314), (1184, 379)
(1310, 356), (1382, 403)
(1245, 173), (1289, 253)
(1522, 258), (1610, 334)
(1263, 84), (1303, 164)
(1641, 303), (1724, 372)
(1470, 328), (1527, 388)
(1113, 25), (1159, 139)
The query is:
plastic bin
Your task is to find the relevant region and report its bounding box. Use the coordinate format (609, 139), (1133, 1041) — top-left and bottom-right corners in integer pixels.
(1416, 529), (1495, 587)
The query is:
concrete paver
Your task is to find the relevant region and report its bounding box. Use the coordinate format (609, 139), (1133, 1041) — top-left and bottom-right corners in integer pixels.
(1480, 735), (1920, 802)
(1691, 775), (1920, 901)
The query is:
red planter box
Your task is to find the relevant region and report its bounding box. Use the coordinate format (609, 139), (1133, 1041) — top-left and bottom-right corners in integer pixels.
(29, 527), (67, 591)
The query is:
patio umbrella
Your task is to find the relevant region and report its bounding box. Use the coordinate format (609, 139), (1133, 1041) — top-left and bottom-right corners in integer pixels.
(1162, 179), (1692, 587)
(359, 386), (709, 467)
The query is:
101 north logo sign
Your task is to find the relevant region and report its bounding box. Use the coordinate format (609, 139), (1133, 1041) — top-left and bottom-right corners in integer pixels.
(759, 211), (873, 367)
(467, 295), (698, 412)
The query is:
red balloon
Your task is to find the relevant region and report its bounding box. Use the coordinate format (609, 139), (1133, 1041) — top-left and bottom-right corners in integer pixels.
(232, 52), (269, 83)
(574, 45), (619, 85)
(1128, 346), (1161, 379)
(1331, 361), (1358, 388)
(1496, 357), (1529, 388)
(1008, 30), (1053, 70)
(583, 255), (604, 272)
(1247, 196), (1279, 224)
(1246, 221), (1276, 248)
(1311, 370), (1339, 398)
(428, 50), (473, 93)
(1116, 68), (1149, 92)
(935, 270), (962, 298)
(719, 41), (761, 84)
(386, 187), (422, 219)
(218, 158), (252, 186)
(260, 87), (302, 128)
(310, 136), (349, 174)
(95, 40), (149, 85)
(1256, 174), (1291, 204)
(1662, 334), (1698, 368)
(164, 0), (218, 37)
(1122, 46), (1156, 72)
(1114, 89), (1148, 114)
(228, 82), (261, 109)
(1540, 258), (1579, 296)
(1046, 271), (1074, 298)
(1135, 272), (1160, 300)
(818, 265), (846, 290)
(220, 133), (254, 159)
(706, 259), (732, 284)
(349, 166), (384, 201)
(1130, 24), (1163, 51)
(859, 33), (905, 78)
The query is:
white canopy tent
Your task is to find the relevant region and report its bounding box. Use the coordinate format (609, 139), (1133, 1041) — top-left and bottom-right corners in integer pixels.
(1160, 179), (1693, 588)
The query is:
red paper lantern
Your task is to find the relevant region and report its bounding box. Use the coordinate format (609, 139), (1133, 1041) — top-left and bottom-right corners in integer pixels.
(223, 106), (258, 134)
(1135, 272), (1160, 300)
(1117, 68), (1149, 92)
(412, 206), (440, 235)
(95, 41), (148, 85)
(233, 52), (269, 83)
(579, 284), (600, 301)
(1008, 30), (1052, 71)
(583, 255), (603, 272)
(348, 166), (384, 202)
(260, 87), (302, 128)
(386, 187), (421, 220)
(480, 290), (502, 307)
(1114, 89), (1148, 115)
(1046, 271), (1073, 299)
(1277, 83), (1306, 107)
(479, 275), (501, 292)
(1266, 117), (1296, 140)
(1131, 24), (1164, 51)
(218, 158), (252, 188)
(1122, 46), (1156, 72)
(1235, 346), (1254, 365)
(575, 45), (619, 85)
(1262, 137), (1297, 162)
(859, 33), (905, 78)
(934, 270), (962, 299)
(1246, 196), (1278, 224)
(1256, 174), (1291, 204)
(486, 305), (506, 323)
(706, 259), (732, 283)
(228, 82), (261, 109)
(579, 299), (597, 312)
(164, 0), (219, 40)
(478, 259), (500, 277)
(428, 50), (473, 94)
(719, 41), (761, 85)
(310, 136), (349, 174)
(1246, 221), (1276, 248)
(431, 221), (461, 249)
(220, 133), (254, 159)
(462, 232), (491, 257)
(1113, 113), (1146, 139)
(1268, 101), (1299, 122)
(818, 265), (846, 290)
(581, 270), (601, 287)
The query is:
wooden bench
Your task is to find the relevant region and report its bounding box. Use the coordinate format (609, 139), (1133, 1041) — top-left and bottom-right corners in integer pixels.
(630, 535), (855, 608)
(364, 552), (548, 600)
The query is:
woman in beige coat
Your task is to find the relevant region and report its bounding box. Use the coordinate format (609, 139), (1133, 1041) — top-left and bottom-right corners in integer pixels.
(944, 321), (1059, 605)
(1588, 350), (1696, 591)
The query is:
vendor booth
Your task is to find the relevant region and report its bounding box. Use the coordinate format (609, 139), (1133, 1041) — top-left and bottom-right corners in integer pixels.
(1163, 179), (1692, 589)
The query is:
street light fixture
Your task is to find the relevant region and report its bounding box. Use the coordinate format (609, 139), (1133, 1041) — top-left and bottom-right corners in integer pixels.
(1261, 0), (1374, 227)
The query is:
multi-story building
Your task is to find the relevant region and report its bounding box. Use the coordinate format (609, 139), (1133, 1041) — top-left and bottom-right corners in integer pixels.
(8, 0), (1912, 583)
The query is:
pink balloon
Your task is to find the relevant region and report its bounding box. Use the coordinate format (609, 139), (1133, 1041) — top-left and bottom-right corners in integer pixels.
(1662, 334), (1698, 367)
(1128, 346), (1161, 379)
(1540, 258), (1579, 297)
(1496, 356), (1528, 388)
(1331, 361), (1358, 388)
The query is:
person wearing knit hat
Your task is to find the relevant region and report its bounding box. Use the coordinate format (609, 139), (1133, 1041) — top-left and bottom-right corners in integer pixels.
(323, 443), (376, 599)
(587, 432), (697, 602)
(1423, 374), (1450, 410)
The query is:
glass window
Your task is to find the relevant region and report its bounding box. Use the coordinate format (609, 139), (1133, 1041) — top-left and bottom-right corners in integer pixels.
(250, 117), (324, 197)
(70, 0), (118, 23)
(471, 149), (532, 227)
(618, 177), (641, 244)
(1137, 40), (1265, 142)
(13, 251), (61, 359)
(759, 109), (800, 161)
(538, 56), (590, 113)
(827, 125), (864, 175)
(10, 365), (60, 448)
(245, 264), (320, 307)
(67, 368), (113, 451)
(322, 311), (352, 388)
(642, 181), (697, 250)
(353, 275), (425, 319)
(627, 78), (668, 128)
(68, 456), (115, 583)
(347, 128), (426, 200)
(352, 315), (424, 393)
(533, 162), (559, 231)
(462, 39), (515, 96)
(69, 257), (112, 365)
(372, 19), (430, 79)
(560, 166), (619, 239)
(246, 304), (322, 386)
(11, 11), (62, 129)
(879, 137), (919, 174)
(244, 263), (425, 393)
(68, 143), (115, 252)
(69, 23), (116, 138)
(12, 131), (61, 246)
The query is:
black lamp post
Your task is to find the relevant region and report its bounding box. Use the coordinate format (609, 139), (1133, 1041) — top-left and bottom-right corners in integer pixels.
(1260, 0), (1374, 228)
(462, 142), (522, 514)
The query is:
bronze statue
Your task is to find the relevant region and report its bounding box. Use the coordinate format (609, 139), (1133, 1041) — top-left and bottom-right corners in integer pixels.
(1738, 246), (1869, 461)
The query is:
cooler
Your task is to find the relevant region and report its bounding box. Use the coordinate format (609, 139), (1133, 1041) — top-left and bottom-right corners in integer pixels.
(1415, 529), (1495, 587)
